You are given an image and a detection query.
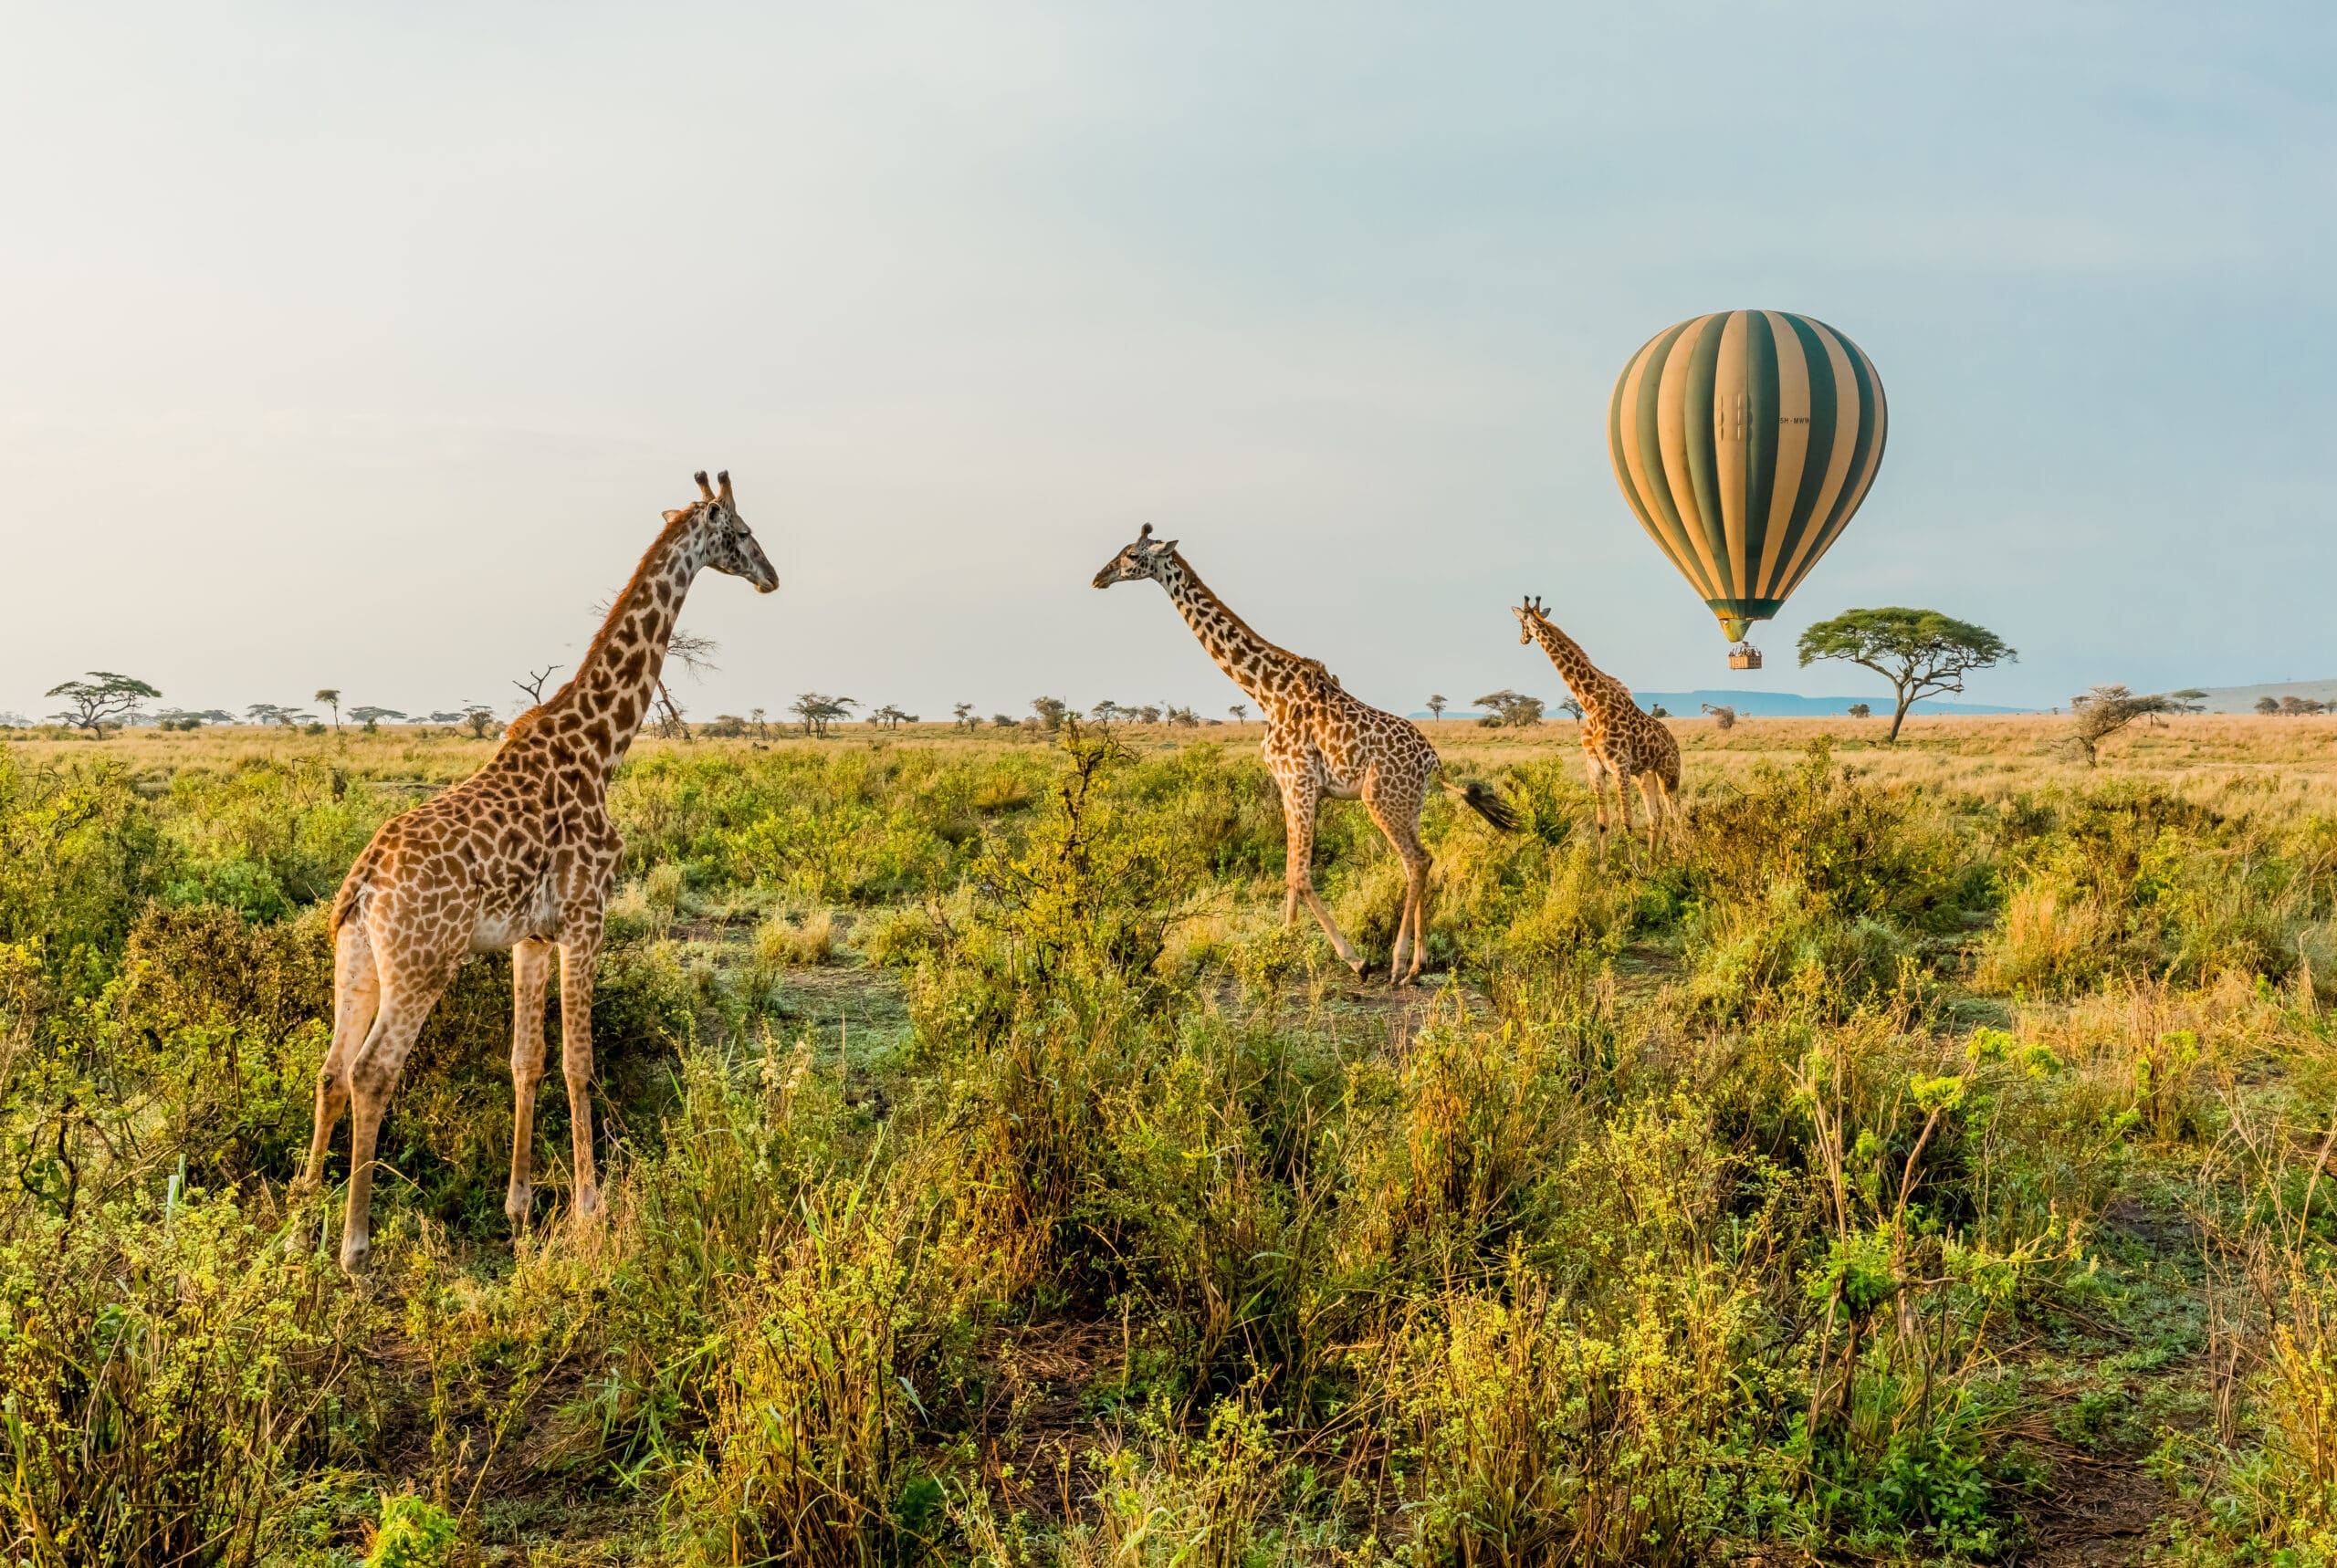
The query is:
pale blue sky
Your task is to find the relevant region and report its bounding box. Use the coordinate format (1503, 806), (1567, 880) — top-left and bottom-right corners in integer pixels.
(3, 4), (2330, 723)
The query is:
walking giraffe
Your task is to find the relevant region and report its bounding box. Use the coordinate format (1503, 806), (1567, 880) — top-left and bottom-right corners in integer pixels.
(1514, 594), (1680, 850)
(1094, 526), (1514, 984)
(291, 472), (778, 1274)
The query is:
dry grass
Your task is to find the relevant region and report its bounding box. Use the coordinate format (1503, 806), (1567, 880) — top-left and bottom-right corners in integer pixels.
(23, 712), (2335, 792)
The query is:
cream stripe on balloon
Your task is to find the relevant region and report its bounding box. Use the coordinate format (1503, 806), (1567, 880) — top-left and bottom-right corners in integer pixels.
(1755, 310), (1810, 595)
(1656, 315), (1724, 598)
(1713, 310), (1752, 601)
(1613, 338), (1695, 581)
(1776, 322), (1862, 593)
(1786, 337), (1890, 597)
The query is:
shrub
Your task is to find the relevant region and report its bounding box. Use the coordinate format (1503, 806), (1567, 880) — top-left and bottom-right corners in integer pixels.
(757, 908), (839, 967)
(665, 1176), (938, 1566)
(1382, 1241), (1774, 1565)
(0, 1188), (363, 1567)
(364, 1495), (457, 1567)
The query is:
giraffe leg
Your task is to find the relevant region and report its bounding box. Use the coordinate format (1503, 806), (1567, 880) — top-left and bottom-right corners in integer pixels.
(1637, 773), (1664, 852)
(289, 921), (378, 1255)
(559, 931), (604, 1222)
(1364, 789), (1432, 986)
(1276, 774), (1367, 977)
(505, 937), (553, 1230)
(340, 979), (445, 1276)
(1626, 761), (1645, 860)
(1583, 750), (1612, 852)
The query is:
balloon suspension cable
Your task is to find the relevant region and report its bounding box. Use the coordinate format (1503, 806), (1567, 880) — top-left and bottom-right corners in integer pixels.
(1726, 642), (1764, 672)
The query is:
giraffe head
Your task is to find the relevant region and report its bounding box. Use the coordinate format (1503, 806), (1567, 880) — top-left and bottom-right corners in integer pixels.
(1514, 594), (1549, 644)
(666, 471), (779, 593)
(1091, 523), (1179, 589)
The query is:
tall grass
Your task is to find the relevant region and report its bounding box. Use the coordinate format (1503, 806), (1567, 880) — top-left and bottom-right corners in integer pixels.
(5, 722), (2337, 1561)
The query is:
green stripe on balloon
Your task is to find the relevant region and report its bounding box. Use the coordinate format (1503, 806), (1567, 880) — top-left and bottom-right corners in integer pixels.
(1608, 350), (1688, 582)
(1744, 311), (1779, 601)
(1794, 331), (1881, 598)
(1680, 314), (1730, 600)
(1778, 315), (1839, 585)
(1631, 320), (1705, 594)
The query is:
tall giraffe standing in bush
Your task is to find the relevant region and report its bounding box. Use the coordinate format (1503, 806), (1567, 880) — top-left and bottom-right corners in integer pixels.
(1094, 526), (1514, 984)
(1514, 594), (1680, 849)
(292, 473), (778, 1274)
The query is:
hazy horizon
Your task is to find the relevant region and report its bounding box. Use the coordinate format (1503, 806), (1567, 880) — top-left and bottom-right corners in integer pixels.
(5, 4), (2332, 727)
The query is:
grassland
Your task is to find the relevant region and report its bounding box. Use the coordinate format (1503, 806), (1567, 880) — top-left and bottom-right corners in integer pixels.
(5, 711), (2337, 1564)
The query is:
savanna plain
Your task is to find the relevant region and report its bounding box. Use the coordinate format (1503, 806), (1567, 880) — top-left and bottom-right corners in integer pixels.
(9, 712), (2337, 1566)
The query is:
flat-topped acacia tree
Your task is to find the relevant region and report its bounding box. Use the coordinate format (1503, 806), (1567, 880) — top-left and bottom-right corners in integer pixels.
(46, 672), (160, 737)
(1797, 608), (2015, 743)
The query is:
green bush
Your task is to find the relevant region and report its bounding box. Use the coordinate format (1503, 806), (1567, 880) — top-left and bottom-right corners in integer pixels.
(0, 1188), (363, 1566)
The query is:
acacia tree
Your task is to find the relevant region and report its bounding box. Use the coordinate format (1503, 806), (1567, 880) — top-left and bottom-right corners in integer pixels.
(791, 694), (857, 737)
(1472, 689), (1546, 728)
(349, 706), (406, 732)
(1797, 608), (2015, 743)
(47, 672), (161, 737)
(1556, 696), (1586, 721)
(1425, 694), (1448, 723)
(314, 688), (343, 731)
(1228, 703), (1248, 723)
(2067, 685), (2206, 767)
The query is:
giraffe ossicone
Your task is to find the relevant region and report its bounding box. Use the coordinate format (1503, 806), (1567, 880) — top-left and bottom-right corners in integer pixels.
(289, 471), (778, 1275)
(1094, 528), (1514, 986)
(1514, 594), (1680, 851)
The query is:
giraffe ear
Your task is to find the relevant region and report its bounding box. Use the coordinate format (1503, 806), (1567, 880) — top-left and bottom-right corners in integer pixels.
(664, 509), (688, 524)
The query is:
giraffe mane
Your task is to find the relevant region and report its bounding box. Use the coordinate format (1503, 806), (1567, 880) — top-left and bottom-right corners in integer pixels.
(560, 506), (699, 700)
(1168, 547), (1325, 678)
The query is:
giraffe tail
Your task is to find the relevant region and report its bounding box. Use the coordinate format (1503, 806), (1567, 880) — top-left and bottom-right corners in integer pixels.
(328, 844), (379, 937)
(1449, 779), (1520, 833)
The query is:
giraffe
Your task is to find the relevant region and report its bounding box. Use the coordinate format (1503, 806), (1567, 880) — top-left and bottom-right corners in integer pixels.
(1514, 594), (1680, 850)
(1094, 526), (1514, 984)
(290, 472), (778, 1274)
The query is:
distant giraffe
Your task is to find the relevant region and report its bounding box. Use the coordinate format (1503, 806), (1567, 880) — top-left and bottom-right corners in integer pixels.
(1095, 526), (1514, 983)
(1514, 594), (1680, 849)
(291, 472), (779, 1274)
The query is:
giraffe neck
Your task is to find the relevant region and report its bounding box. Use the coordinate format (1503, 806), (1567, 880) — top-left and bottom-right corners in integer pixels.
(1525, 613), (1619, 708)
(1154, 552), (1315, 706)
(545, 513), (715, 767)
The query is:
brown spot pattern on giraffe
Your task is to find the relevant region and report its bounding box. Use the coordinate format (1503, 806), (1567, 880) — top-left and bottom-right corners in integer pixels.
(293, 475), (778, 1275)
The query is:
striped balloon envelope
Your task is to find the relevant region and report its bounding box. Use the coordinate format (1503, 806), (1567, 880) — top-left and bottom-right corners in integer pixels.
(1608, 311), (1887, 644)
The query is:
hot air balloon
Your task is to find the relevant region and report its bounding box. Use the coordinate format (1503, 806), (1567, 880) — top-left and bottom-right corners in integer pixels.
(1608, 311), (1887, 667)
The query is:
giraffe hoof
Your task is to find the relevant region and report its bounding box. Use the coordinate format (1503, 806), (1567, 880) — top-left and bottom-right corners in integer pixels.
(1349, 959), (1372, 982)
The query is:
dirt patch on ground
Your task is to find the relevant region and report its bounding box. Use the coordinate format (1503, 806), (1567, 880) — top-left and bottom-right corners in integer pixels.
(2018, 1446), (2168, 1566)
(966, 1320), (1127, 1524)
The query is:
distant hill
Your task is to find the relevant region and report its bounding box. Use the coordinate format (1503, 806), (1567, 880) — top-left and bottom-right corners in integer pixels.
(1412, 690), (2027, 720)
(2175, 678), (2337, 715)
